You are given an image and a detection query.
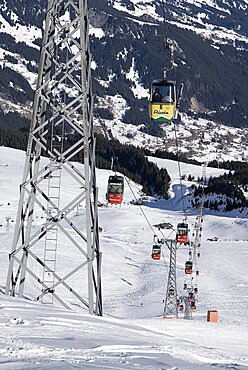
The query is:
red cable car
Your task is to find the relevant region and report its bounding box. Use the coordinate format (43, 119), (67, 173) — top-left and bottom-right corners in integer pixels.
(185, 260), (193, 274)
(176, 223), (189, 245)
(151, 244), (161, 260)
(179, 304), (184, 312)
(188, 292), (195, 302)
(107, 175), (124, 205)
(190, 302), (196, 311)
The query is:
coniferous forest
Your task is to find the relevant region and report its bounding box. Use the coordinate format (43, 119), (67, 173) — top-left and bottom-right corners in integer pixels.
(0, 122), (171, 198)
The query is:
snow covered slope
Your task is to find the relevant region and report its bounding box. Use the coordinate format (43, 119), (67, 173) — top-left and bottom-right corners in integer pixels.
(0, 146), (248, 369)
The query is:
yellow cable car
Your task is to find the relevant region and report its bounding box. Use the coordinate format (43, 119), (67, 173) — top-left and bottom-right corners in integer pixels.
(149, 79), (176, 124)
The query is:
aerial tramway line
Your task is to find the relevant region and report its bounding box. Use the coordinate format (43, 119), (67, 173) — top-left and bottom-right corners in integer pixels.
(148, 0), (208, 319)
(149, 0), (183, 125)
(149, 0), (189, 241)
(178, 163), (207, 318)
(102, 0), (200, 319)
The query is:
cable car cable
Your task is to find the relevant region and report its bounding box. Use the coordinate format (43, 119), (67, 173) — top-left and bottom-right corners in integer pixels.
(173, 122), (187, 221)
(161, 0), (174, 77)
(124, 175), (156, 235)
(100, 123), (166, 242)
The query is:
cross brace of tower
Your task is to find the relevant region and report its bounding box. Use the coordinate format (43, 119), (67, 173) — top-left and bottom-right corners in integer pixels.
(5, 0), (102, 316)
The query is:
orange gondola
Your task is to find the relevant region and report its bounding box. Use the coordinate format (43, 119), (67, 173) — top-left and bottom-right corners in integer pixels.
(190, 302), (196, 311)
(188, 292), (195, 302)
(151, 244), (161, 260)
(185, 260), (193, 274)
(107, 175), (124, 205)
(176, 223), (189, 245)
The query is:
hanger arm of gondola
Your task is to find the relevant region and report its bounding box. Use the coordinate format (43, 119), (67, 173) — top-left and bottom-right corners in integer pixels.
(177, 83), (184, 110)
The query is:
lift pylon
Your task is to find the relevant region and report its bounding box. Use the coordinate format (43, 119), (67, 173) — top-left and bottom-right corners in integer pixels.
(163, 239), (179, 318)
(5, 0), (102, 315)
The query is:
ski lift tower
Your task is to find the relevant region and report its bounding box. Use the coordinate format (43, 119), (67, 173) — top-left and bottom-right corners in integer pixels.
(5, 0), (102, 316)
(163, 239), (179, 318)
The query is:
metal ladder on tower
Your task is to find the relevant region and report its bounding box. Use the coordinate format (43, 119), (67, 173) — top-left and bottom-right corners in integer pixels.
(41, 163), (62, 304)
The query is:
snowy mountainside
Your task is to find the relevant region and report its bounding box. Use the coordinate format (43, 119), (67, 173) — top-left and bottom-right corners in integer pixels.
(105, 112), (248, 162)
(0, 146), (248, 368)
(0, 0), (248, 161)
(111, 0), (248, 42)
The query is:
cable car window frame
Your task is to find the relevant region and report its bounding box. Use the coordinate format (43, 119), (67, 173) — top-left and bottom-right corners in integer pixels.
(107, 176), (124, 195)
(151, 81), (176, 104)
(108, 183), (124, 195)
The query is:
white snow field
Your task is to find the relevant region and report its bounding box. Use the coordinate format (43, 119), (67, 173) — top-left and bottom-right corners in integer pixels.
(0, 146), (248, 369)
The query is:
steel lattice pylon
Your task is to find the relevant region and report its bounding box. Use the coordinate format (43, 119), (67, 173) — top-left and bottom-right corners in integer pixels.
(5, 0), (102, 315)
(163, 239), (179, 318)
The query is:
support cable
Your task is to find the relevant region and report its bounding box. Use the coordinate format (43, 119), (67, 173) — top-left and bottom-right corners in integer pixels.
(124, 175), (155, 235)
(162, 0), (174, 77)
(173, 122), (187, 221)
(101, 124), (162, 239)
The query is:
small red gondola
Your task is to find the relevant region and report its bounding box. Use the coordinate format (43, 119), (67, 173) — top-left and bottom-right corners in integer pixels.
(179, 304), (184, 312)
(185, 260), (193, 274)
(188, 292), (195, 302)
(151, 244), (161, 260)
(176, 223), (189, 245)
(190, 302), (196, 311)
(107, 175), (124, 205)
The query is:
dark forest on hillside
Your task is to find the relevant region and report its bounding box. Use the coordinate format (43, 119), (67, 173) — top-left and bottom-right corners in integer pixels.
(0, 124), (171, 198)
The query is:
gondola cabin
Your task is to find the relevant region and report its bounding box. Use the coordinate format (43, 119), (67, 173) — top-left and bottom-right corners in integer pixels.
(188, 292), (195, 302)
(176, 223), (189, 245)
(190, 302), (196, 311)
(107, 175), (124, 205)
(168, 288), (175, 298)
(149, 79), (176, 124)
(151, 244), (161, 260)
(185, 260), (193, 274)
